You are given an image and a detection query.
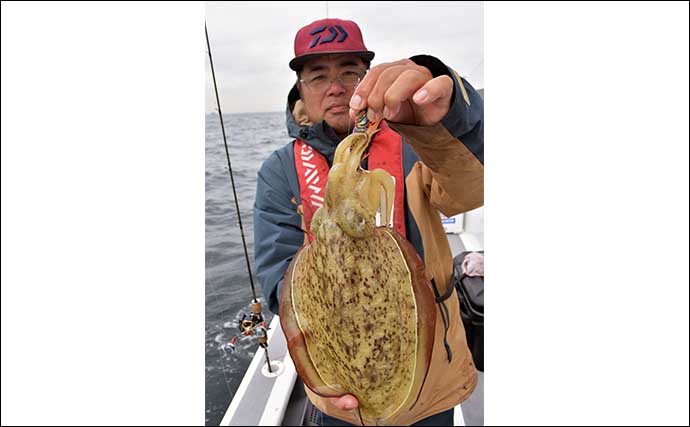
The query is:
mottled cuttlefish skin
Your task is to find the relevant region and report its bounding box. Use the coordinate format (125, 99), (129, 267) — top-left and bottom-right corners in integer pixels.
(281, 119), (436, 426)
(291, 229), (418, 424)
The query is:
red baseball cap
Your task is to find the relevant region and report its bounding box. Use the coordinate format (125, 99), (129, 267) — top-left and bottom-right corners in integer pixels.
(289, 18), (375, 71)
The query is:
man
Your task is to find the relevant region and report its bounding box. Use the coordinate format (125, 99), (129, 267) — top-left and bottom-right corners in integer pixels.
(253, 18), (483, 426)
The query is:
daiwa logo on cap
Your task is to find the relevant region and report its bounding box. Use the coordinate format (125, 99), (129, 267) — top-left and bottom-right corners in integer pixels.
(308, 24), (348, 48)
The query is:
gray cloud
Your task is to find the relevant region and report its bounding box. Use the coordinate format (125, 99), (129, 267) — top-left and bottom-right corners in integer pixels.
(206, 1), (483, 113)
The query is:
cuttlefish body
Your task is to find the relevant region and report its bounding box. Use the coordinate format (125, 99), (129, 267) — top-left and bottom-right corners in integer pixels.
(280, 119), (436, 426)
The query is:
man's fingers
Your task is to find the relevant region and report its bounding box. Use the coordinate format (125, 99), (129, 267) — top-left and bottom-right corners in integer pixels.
(349, 64), (385, 110)
(350, 59), (412, 111)
(327, 394), (359, 410)
(349, 107), (358, 122)
(367, 65), (412, 113)
(412, 75), (454, 106)
(381, 69), (431, 119)
(349, 60), (451, 125)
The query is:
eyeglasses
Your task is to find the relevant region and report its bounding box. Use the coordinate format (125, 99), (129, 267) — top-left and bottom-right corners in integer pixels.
(299, 69), (365, 93)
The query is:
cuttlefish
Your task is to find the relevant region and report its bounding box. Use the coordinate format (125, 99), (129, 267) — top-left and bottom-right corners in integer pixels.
(280, 117), (436, 426)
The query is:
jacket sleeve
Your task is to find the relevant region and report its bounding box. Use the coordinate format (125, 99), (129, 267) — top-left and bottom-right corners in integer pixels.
(388, 55), (484, 217)
(253, 150), (304, 315)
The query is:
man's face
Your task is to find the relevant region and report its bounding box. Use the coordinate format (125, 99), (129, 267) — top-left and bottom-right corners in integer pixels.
(297, 54), (367, 137)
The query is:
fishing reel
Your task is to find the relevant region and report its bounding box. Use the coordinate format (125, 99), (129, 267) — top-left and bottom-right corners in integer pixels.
(223, 300), (270, 353)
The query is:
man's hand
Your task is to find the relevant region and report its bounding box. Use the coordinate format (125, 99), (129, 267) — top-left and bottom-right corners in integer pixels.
(326, 394), (359, 410)
(349, 59), (453, 127)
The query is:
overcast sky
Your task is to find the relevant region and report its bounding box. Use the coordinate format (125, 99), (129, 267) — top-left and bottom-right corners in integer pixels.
(205, 1), (483, 113)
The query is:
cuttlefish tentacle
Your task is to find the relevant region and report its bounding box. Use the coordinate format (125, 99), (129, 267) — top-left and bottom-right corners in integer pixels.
(362, 168), (395, 227)
(314, 118), (394, 240)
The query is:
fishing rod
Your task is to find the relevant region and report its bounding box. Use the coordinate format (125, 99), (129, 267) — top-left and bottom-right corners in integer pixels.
(205, 23), (272, 373)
